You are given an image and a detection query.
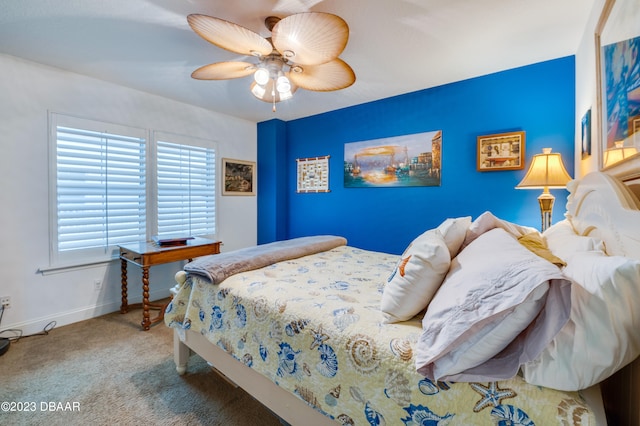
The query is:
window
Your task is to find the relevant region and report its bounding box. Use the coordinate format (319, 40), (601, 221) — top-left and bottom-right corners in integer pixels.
(48, 114), (217, 269)
(156, 137), (216, 237)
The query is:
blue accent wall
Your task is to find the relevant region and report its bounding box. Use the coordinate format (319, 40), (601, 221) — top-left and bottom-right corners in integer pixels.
(258, 57), (575, 254)
(257, 119), (288, 243)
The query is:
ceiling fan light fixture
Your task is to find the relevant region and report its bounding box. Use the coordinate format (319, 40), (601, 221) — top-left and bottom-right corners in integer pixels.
(250, 80), (298, 103)
(279, 90), (293, 101)
(254, 67), (270, 85)
(251, 82), (267, 99)
(276, 75), (291, 93)
(188, 11), (355, 112)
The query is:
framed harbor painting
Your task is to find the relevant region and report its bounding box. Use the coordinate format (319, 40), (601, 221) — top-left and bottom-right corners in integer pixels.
(343, 130), (441, 188)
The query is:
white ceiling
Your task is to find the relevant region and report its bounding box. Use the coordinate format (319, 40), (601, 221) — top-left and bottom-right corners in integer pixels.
(0, 0), (596, 123)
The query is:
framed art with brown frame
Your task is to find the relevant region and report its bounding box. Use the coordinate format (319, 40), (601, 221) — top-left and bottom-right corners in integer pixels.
(595, 0), (640, 176)
(477, 131), (525, 171)
(222, 158), (256, 196)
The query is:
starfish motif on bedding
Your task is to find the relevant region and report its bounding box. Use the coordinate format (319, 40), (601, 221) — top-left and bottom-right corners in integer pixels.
(469, 382), (517, 412)
(308, 325), (330, 350)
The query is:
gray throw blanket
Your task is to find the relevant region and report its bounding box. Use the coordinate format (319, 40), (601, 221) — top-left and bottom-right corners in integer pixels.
(184, 235), (347, 284)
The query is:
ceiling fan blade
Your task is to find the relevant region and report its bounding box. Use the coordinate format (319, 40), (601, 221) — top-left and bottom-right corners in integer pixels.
(191, 61), (256, 80)
(187, 14), (273, 57)
(288, 59), (356, 91)
(271, 12), (349, 65)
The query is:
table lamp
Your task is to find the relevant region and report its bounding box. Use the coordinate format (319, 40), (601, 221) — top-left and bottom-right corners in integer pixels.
(516, 148), (572, 231)
(603, 141), (638, 168)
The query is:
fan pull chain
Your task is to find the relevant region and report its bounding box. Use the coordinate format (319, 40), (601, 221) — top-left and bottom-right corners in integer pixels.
(272, 88), (276, 112)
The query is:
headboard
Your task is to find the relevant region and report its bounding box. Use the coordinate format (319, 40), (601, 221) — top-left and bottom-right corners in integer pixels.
(570, 162), (640, 425)
(565, 171), (640, 259)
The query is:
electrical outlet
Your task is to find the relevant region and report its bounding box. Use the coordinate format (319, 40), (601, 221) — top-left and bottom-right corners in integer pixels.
(1, 296), (10, 309)
(93, 279), (102, 291)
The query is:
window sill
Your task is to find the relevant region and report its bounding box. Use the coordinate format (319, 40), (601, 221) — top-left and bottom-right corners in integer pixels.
(38, 257), (119, 276)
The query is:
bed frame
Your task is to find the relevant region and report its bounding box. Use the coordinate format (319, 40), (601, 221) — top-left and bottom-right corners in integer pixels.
(173, 327), (331, 424)
(172, 167), (640, 426)
(568, 168), (640, 426)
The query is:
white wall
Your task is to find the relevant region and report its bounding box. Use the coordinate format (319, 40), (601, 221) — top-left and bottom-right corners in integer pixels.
(0, 54), (257, 335)
(575, 0), (605, 178)
(577, 0), (640, 183)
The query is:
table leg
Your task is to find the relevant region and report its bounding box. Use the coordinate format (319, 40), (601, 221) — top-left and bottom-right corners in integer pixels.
(120, 258), (128, 314)
(141, 266), (151, 331)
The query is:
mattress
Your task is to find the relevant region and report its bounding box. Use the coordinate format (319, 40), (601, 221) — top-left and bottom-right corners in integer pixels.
(165, 245), (597, 425)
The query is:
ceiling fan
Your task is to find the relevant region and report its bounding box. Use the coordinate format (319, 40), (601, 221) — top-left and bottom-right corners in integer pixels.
(187, 12), (356, 111)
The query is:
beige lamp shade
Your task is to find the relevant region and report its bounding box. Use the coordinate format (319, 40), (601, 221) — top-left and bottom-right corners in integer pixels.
(603, 141), (638, 168)
(516, 148), (572, 231)
(516, 148), (572, 189)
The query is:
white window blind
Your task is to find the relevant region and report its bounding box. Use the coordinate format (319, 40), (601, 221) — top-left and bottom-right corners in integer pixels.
(156, 140), (216, 237)
(51, 114), (146, 265)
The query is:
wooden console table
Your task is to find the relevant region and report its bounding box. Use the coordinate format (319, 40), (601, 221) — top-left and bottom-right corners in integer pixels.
(118, 237), (221, 330)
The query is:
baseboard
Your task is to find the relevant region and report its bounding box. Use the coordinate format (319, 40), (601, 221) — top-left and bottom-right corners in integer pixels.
(0, 289), (171, 336)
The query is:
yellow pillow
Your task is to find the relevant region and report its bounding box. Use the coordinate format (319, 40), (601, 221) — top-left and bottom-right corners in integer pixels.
(518, 232), (566, 267)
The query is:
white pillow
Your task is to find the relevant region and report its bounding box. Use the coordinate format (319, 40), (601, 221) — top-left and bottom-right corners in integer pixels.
(436, 216), (471, 258)
(415, 228), (571, 382)
(460, 211), (538, 251)
(542, 219), (605, 261)
(522, 251), (640, 391)
(381, 229), (451, 323)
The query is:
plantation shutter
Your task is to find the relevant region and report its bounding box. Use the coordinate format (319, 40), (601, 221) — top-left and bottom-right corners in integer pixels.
(55, 124), (146, 259)
(156, 140), (216, 237)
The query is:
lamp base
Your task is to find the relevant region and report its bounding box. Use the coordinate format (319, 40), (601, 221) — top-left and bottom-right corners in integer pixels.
(538, 191), (555, 232)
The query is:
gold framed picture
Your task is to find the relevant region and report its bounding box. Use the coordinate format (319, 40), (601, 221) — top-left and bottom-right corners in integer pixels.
(477, 131), (525, 171)
(222, 158), (256, 196)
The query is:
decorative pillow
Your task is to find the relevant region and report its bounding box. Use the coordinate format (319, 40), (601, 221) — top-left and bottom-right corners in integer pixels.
(460, 211), (538, 251)
(518, 232), (566, 267)
(415, 228), (571, 382)
(542, 219), (605, 261)
(381, 229), (451, 323)
(522, 251), (640, 391)
(436, 216), (472, 258)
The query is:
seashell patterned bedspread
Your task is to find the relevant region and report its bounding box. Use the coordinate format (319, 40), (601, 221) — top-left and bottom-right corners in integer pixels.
(165, 245), (597, 425)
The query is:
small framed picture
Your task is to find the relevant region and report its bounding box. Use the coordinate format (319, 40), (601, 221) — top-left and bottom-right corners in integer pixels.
(477, 131), (525, 171)
(222, 158), (256, 196)
(581, 109), (591, 159)
(297, 155), (330, 193)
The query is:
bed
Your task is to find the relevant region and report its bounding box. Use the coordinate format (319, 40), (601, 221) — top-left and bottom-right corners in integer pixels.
(165, 169), (640, 425)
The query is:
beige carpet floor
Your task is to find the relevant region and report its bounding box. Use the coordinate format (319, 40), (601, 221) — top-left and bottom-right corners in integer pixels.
(0, 304), (282, 426)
